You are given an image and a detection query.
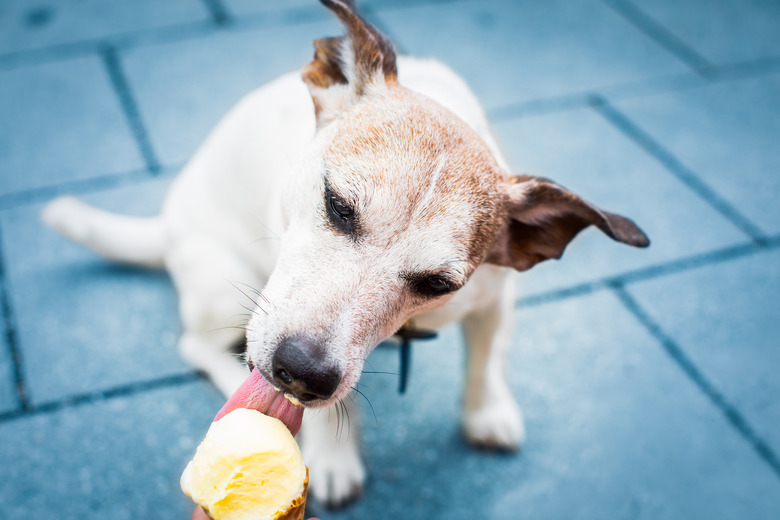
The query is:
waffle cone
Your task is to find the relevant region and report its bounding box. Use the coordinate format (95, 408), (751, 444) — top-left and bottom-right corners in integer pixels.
(274, 467), (308, 520)
(198, 467), (309, 520)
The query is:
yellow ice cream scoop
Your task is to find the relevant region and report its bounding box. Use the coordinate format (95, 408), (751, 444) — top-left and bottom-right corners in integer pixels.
(181, 408), (308, 520)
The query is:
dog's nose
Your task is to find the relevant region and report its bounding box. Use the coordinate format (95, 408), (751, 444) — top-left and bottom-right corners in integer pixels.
(272, 336), (342, 402)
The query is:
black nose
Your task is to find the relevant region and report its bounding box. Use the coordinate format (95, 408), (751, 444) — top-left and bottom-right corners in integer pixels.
(272, 336), (342, 402)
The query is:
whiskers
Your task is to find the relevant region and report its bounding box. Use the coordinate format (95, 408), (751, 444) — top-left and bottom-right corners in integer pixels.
(248, 215), (282, 244)
(350, 385), (377, 425)
(331, 399), (353, 440)
(228, 280), (270, 317)
(316, 384), (378, 442)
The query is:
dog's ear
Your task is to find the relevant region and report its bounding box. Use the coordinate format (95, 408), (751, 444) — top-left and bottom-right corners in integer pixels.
(303, 0), (397, 127)
(486, 175), (650, 272)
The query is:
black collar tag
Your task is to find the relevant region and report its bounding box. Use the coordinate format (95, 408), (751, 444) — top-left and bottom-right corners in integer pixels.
(393, 321), (438, 394)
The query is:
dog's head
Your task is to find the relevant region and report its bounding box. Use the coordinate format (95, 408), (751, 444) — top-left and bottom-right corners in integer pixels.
(246, 0), (649, 407)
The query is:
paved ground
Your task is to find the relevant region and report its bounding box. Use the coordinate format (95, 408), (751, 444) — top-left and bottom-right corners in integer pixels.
(1, 0), (779, 518)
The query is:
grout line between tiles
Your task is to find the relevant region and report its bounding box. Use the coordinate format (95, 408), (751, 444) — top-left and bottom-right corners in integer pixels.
(590, 96), (769, 245)
(0, 21), (217, 73)
(0, 224), (31, 412)
(0, 40), (97, 71)
(0, 165), (182, 212)
(707, 55), (780, 81)
(611, 283), (780, 481)
(100, 45), (162, 176)
(0, 170), (145, 211)
(517, 237), (780, 309)
(0, 0), (467, 73)
(602, 0), (714, 75)
(487, 93), (593, 121)
(487, 72), (707, 121)
(487, 55), (780, 123)
(0, 371), (204, 424)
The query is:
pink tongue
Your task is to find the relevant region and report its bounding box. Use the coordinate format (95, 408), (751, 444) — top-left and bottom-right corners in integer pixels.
(214, 368), (304, 436)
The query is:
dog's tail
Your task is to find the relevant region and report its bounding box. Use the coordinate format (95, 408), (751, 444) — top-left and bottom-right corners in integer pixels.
(41, 196), (166, 269)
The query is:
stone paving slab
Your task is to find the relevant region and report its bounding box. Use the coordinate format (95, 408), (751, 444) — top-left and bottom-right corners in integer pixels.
(0, 0), (209, 55)
(627, 247), (780, 452)
(0, 380), (224, 520)
(318, 290), (780, 519)
(121, 18), (340, 166)
(624, 0), (780, 65)
(491, 106), (748, 298)
(0, 178), (189, 405)
(0, 55), (146, 197)
(373, 0), (692, 110)
(612, 73), (780, 237)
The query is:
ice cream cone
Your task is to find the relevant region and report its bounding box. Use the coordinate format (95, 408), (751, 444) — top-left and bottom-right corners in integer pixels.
(181, 409), (308, 520)
(273, 467), (308, 520)
(195, 468), (308, 520)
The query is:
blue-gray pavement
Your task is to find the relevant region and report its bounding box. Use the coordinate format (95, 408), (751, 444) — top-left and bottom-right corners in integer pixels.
(342, 296), (780, 520)
(121, 19), (341, 166)
(0, 382), (224, 519)
(0, 179), (188, 405)
(373, 0), (693, 110)
(492, 106), (749, 298)
(1, 1), (779, 519)
(626, 248), (780, 454)
(608, 0), (780, 66)
(0, 0), (211, 55)
(0, 55), (146, 197)
(612, 75), (780, 237)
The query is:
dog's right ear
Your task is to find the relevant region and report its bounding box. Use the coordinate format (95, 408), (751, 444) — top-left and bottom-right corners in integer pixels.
(303, 0), (398, 128)
(486, 175), (650, 272)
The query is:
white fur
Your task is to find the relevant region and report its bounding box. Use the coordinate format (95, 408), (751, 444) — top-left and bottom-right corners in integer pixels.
(417, 153), (448, 213)
(41, 57), (523, 505)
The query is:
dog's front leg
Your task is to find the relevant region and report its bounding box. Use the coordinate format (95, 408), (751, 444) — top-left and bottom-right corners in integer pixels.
(299, 397), (366, 507)
(461, 274), (525, 451)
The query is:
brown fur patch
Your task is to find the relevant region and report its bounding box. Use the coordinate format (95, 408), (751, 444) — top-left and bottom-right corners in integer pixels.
(322, 0), (397, 89)
(486, 176), (650, 271)
(302, 37), (349, 89)
(320, 87), (507, 275)
(302, 0), (397, 111)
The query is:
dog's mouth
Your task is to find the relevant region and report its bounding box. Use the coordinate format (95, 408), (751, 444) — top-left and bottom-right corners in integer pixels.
(214, 368), (304, 435)
(245, 357), (256, 373)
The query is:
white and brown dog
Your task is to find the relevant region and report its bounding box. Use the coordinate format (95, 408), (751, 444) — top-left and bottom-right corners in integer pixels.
(42, 0), (648, 507)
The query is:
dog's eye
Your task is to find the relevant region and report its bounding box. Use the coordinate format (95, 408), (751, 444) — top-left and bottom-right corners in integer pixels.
(324, 180), (358, 238)
(411, 275), (456, 297)
(329, 196), (353, 219)
(425, 276), (449, 293)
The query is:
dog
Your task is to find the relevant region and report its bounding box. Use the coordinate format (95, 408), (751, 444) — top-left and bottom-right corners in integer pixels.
(41, 0), (649, 507)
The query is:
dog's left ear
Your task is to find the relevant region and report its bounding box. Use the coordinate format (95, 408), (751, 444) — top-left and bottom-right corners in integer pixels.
(486, 175), (650, 272)
(303, 0), (398, 127)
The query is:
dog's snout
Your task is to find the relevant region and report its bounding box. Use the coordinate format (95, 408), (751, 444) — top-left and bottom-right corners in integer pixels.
(272, 336), (341, 402)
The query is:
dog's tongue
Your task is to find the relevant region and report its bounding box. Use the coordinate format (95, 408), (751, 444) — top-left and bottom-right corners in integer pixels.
(214, 368), (304, 436)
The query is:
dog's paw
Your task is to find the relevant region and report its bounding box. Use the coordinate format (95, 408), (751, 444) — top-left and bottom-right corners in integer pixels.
(463, 398), (525, 452)
(305, 440), (366, 508)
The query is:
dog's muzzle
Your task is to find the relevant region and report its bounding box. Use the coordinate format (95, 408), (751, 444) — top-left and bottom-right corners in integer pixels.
(271, 335), (342, 403)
